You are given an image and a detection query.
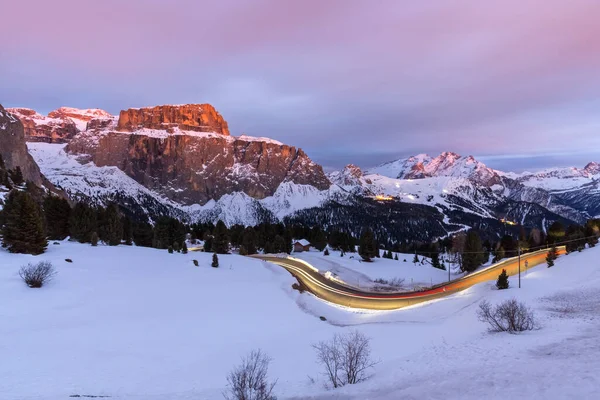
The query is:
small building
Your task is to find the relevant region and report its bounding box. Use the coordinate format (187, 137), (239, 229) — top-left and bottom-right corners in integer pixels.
(293, 239), (311, 253)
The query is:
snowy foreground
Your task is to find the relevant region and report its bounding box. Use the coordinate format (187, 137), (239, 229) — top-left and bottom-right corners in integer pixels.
(2, 243), (600, 400)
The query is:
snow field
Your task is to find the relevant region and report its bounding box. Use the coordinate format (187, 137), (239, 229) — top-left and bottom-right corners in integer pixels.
(1, 242), (600, 399)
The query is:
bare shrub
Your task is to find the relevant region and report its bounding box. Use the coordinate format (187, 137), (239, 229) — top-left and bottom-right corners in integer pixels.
(477, 299), (536, 333)
(223, 349), (277, 400)
(19, 261), (56, 288)
(313, 330), (377, 388)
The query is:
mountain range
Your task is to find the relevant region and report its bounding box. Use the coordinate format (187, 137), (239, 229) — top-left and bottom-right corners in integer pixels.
(2, 102), (598, 244)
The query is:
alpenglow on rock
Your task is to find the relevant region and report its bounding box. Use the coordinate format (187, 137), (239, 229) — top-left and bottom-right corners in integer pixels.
(66, 104), (330, 205)
(116, 104), (230, 135)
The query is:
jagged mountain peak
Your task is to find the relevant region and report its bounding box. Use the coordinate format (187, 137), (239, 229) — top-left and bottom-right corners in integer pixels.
(369, 151), (500, 186)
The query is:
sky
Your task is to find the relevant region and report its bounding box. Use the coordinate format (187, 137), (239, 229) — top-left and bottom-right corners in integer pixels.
(1, 0), (600, 172)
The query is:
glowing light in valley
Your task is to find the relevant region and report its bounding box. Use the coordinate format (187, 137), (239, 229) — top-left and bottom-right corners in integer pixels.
(375, 194), (393, 201)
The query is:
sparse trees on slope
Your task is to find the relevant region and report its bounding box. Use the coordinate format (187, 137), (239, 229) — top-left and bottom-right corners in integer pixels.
(1, 190), (47, 254)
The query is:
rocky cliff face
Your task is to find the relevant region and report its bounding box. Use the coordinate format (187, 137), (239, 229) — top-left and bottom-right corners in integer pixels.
(6, 107), (79, 144)
(66, 104), (329, 205)
(116, 104), (230, 135)
(0, 105), (44, 185)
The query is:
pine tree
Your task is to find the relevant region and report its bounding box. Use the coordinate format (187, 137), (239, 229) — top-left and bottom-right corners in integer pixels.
(204, 234), (213, 252)
(212, 253), (219, 268)
(43, 195), (71, 240)
(238, 245), (248, 256)
(324, 248), (330, 256)
(213, 220), (230, 254)
(311, 227), (327, 251)
(69, 202), (97, 243)
(413, 253), (419, 264)
(273, 235), (286, 253)
(103, 204), (123, 246)
(91, 231), (99, 246)
(431, 251), (442, 269)
(0, 191), (47, 254)
(182, 242), (188, 254)
(242, 227), (257, 255)
(9, 166), (24, 185)
(394, 254), (399, 261)
(122, 216), (133, 245)
(340, 250), (344, 257)
(461, 230), (485, 272)
(492, 246), (505, 263)
(546, 246), (558, 267)
(132, 222), (154, 247)
(284, 229), (293, 254)
(358, 228), (377, 261)
(168, 245), (174, 254)
(496, 269), (509, 289)
(173, 241), (180, 252)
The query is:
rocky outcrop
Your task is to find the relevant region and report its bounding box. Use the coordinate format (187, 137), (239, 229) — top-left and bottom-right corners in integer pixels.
(0, 105), (44, 185)
(7, 107), (80, 143)
(68, 132), (330, 205)
(116, 104), (230, 135)
(66, 104), (329, 205)
(47, 107), (112, 124)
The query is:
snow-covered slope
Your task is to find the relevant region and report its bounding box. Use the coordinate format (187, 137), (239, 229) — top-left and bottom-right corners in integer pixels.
(28, 143), (337, 225)
(2, 239), (600, 399)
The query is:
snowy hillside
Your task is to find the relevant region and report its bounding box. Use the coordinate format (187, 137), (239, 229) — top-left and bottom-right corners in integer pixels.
(28, 143), (337, 225)
(2, 241), (600, 399)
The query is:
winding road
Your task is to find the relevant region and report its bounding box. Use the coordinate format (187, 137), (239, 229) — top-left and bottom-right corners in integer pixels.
(251, 246), (566, 310)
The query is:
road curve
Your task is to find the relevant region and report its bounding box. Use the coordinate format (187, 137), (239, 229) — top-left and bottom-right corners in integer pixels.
(251, 246), (566, 310)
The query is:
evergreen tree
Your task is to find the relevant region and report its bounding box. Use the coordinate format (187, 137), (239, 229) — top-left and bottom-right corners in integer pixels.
(413, 253), (419, 264)
(311, 227), (327, 251)
(9, 166), (24, 185)
(43, 195), (71, 240)
(358, 228), (377, 261)
(152, 216), (187, 249)
(69, 202), (97, 243)
(90, 231), (99, 247)
(122, 216), (133, 245)
(492, 246), (505, 263)
(173, 241), (180, 252)
(132, 222), (154, 247)
(242, 227), (258, 255)
(273, 235), (286, 253)
(204, 234), (213, 252)
(394, 254), (399, 261)
(324, 248), (330, 256)
(547, 221), (565, 244)
(496, 269), (509, 290)
(168, 245), (174, 254)
(0, 191), (47, 254)
(213, 220), (230, 254)
(238, 245), (248, 256)
(103, 204), (123, 246)
(283, 229), (294, 254)
(212, 253), (219, 268)
(461, 230), (485, 272)
(340, 250), (344, 257)
(182, 242), (188, 254)
(431, 251), (442, 269)
(546, 246), (558, 267)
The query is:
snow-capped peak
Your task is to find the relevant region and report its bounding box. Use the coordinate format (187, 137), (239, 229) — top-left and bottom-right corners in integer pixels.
(369, 151), (500, 186)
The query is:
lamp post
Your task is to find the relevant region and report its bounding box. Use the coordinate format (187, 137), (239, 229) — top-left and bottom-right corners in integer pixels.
(518, 245), (521, 289)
